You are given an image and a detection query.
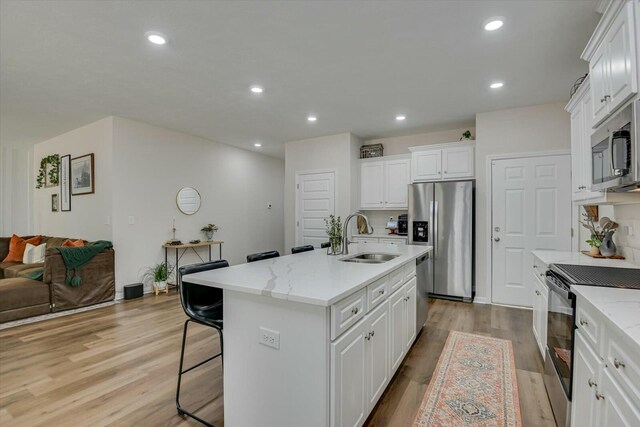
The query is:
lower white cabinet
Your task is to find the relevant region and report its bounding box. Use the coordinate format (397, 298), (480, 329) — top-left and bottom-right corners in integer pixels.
(331, 263), (419, 427)
(531, 259), (548, 359)
(571, 296), (640, 427)
(352, 236), (408, 245)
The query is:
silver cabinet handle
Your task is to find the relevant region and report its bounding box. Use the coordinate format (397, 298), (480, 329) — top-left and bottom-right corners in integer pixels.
(370, 330), (375, 337)
(579, 318), (588, 326)
(588, 378), (597, 388)
(600, 98), (606, 103)
(595, 391), (605, 400)
(540, 273), (545, 277)
(535, 290), (541, 296)
(378, 289), (385, 295)
(351, 307), (359, 315)
(365, 333), (370, 341)
(494, 237), (500, 242)
(604, 95), (611, 101)
(614, 358), (626, 369)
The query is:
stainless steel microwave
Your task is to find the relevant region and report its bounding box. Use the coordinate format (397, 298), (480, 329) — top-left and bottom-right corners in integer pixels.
(591, 98), (640, 192)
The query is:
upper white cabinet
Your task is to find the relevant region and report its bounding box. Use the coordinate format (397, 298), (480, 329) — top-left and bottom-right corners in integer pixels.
(583, 1), (638, 127)
(410, 142), (475, 182)
(360, 155), (410, 210)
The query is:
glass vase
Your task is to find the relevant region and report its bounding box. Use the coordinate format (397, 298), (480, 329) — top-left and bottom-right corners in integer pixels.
(327, 237), (343, 255)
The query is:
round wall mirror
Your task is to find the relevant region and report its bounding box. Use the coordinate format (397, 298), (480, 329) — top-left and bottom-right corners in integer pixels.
(176, 187), (201, 215)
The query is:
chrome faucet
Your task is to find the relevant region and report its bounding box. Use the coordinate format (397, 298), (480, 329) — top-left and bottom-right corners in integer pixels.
(342, 211), (374, 255)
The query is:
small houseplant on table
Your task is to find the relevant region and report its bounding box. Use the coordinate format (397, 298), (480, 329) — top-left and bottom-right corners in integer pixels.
(201, 223), (219, 241)
(144, 262), (172, 295)
(324, 215), (343, 255)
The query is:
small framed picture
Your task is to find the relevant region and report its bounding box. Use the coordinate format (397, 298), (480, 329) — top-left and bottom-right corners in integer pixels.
(51, 194), (59, 212)
(71, 153), (94, 196)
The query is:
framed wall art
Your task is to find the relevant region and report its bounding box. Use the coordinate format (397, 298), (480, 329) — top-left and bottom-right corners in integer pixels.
(71, 153), (94, 196)
(51, 194), (59, 212)
(60, 154), (71, 211)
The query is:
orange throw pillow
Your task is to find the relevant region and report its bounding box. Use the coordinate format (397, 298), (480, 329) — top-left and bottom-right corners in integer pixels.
(62, 239), (85, 247)
(2, 234), (42, 262)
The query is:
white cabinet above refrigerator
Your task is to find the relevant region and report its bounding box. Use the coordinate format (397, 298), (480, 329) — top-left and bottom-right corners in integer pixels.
(409, 141), (475, 182)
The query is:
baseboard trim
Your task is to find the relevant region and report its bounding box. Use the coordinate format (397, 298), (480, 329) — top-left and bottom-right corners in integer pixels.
(473, 296), (491, 304)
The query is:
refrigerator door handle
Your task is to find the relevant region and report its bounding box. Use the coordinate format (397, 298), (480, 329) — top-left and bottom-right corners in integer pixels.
(433, 201), (438, 258)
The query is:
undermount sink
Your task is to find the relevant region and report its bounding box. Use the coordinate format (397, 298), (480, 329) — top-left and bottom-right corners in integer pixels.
(339, 253), (400, 264)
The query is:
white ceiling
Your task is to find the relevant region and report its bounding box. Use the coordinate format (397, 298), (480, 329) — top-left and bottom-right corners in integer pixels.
(1, 0), (599, 158)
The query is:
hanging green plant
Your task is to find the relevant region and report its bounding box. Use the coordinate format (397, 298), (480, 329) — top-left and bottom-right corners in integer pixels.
(35, 154), (60, 189)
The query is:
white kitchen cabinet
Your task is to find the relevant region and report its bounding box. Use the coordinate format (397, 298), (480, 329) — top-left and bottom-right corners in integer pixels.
(409, 142), (475, 182)
(389, 285), (406, 373)
(359, 156), (410, 210)
(572, 331), (603, 427)
(360, 161), (385, 209)
(351, 236), (380, 244)
(352, 236), (408, 245)
(442, 144), (475, 179)
(583, 1), (638, 127)
(365, 302), (390, 411)
(331, 319), (368, 427)
(379, 238), (407, 245)
(404, 278), (417, 350)
(597, 369), (640, 427)
(531, 268), (548, 360)
(411, 150), (442, 181)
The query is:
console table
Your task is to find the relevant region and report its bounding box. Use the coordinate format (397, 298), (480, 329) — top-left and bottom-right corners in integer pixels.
(163, 241), (224, 285)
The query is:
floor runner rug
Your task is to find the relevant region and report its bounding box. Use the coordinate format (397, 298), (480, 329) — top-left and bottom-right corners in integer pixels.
(413, 331), (522, 426)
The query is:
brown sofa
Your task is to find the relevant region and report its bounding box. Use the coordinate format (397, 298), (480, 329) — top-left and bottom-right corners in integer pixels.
(0, 236), (115, 323)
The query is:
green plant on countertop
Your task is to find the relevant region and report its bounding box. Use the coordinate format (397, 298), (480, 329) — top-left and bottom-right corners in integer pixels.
(580, 212), (604, 247)
(324, 215), (343, 254)
(585, 235), (602, 248)
(35, 154), (60, 188)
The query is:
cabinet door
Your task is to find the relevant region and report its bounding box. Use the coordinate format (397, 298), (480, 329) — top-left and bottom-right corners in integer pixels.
(571, 331), (602, 427)
(606, 2), (638, 110)
(384, 158), (410, 208)
(360, 162), (385, 209)
(331, 320), (367, 427)
(404, 277), (417, 350)
(597, 369), (640, 427)
(531, 272), (542, 353)
(389, 286), (406, 373)
(412, 150), (442, 182)
(570, 106), (584, 197)
(366, 302), (390, 411)
(442, 145), (474, 179)
(590, 43), (610, 126)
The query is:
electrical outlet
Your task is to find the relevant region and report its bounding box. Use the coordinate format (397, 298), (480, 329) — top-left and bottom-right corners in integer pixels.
(128, 216), (135, 225)
(259, 327), (280, 350)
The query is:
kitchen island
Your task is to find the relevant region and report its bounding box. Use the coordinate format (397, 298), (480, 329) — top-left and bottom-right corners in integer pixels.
(183, 243), (431, 427)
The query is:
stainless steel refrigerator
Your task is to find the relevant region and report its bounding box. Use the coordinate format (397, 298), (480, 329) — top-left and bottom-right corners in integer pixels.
(409, 181), (474, 302)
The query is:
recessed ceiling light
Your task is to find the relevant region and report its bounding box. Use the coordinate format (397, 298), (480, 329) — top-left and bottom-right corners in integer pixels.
(307, 116), (317, 122)
(145, 31), (167, 45)
(396, 115), (406, 121)
(254, 142), (262, 147)
(484, 18), (504, 32)
(490, 82), (504, 89)
(250, 86), (264, 94)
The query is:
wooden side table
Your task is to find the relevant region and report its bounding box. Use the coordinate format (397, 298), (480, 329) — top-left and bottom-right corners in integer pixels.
(163, 241), (224, 286)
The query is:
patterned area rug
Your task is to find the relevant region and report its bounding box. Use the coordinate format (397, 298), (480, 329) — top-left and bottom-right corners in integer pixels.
(413, 331), (522, 426)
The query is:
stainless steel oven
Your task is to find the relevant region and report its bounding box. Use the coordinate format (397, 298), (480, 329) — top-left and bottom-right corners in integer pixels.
(591, 98), (640, 192)
(544, 269), (576, 427)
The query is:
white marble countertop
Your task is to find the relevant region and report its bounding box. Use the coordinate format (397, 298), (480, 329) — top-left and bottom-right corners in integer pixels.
(571, 285), (640, 354)
(532, 250), (639, 269)
(183, 243), (431, 306)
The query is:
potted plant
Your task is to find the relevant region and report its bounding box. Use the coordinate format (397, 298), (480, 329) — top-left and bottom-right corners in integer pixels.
(585, 235), (602, 256)
(144, 262), (171, 295)
(580, 212), (604, 256)
(324, 215), (343, 255)
(201, 223), (219, 241)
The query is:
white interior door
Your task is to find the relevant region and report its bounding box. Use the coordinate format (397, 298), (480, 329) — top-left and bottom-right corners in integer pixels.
(296, 171), (335, 248)
(491, 155), (571, 307)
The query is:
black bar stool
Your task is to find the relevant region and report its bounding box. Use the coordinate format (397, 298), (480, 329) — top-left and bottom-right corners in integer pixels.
(176, 260), (229, 427)
(320, 242), (331, 249)
(246, 250), (280, 263)
(291, 245), (314, 254)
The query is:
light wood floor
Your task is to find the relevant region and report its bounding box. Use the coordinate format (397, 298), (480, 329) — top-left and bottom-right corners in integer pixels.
(0, 293), (555, 426)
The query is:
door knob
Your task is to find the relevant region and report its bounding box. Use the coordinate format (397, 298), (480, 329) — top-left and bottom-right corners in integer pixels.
(494, 237), (500, 242)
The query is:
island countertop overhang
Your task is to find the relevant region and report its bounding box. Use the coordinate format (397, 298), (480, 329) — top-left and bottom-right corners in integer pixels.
(182, 243), (432, 306)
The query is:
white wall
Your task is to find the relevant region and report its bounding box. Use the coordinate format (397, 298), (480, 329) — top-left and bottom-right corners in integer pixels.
(284, 133), (361, 253)
(475, 102), (571, 302)
(111, 117), (284, 296)
(363, 127), (476, 155)
(0, 145), (33, 236)
(32, 117), (113, 241)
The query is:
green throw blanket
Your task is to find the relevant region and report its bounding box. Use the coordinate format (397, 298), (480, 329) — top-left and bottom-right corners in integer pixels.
(24, 268), (44, 281)
(57, 240), (113, 286)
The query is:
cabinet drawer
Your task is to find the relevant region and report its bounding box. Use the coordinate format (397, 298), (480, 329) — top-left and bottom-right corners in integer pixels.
(404, 261), (416, 281)
(380, 238), (407, 245)
(367, 276), (390, 311)
(389, 267), (405, 293)
(331, 289), (367, 341)
(604, 331), (640, 404)
(352, 237), (379, 244)
(576, 302), (602, 352)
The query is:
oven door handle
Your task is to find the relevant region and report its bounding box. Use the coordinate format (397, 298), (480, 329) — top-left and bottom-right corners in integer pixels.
(546, 275), (570, 300)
